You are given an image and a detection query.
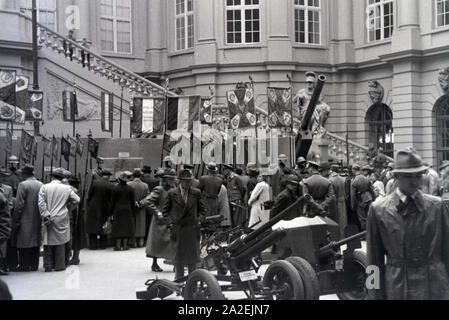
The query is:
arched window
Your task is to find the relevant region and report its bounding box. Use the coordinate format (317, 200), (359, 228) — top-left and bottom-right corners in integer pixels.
(434, 95), (449, 167)
(366, 103), (394, 158)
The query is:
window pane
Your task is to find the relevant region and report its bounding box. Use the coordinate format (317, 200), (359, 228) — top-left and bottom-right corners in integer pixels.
(116, 0), (131, 18)
(100, 0), (114, 16)
(100, 18), (114, 51)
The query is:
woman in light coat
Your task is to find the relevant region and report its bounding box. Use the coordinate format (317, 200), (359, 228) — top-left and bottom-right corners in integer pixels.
(248, 174), (272, 230)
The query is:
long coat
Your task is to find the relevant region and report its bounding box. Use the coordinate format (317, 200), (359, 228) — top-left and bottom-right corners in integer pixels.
(351, 174), (375, 230)
(128, 178), (149, 238)
(271, 188), (299, 221)
(144, 185), (172, 259)
(367, 191), (449, 300)
(86, 178), (112, 235)
(12, 177), (43, 248)
(0, 192), (11, 243)
(199, 175), (223, 217)
(329, 174), (347, 239)
(110, 183), (136, 239)
(248, 181), (271, 229)
(161, 187), (205, 265)
(141, 174), (159, 193)
(303, 174), (336, 217)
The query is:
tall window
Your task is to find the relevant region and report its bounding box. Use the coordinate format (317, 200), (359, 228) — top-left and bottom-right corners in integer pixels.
(294, 0), (321, 45)
(436, 0), (449, 27)
(226, 0), (260, 44)
(20, 0), (57, 31)
(435, 95), (449, 167)
(175, 0), (194, 51)
(366, 103), (394, 158)
(100, 0), (132, 54)
(366, 0), (394, 42)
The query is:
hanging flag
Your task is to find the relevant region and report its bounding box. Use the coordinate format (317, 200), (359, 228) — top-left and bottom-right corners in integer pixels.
(167, 96), (201, 132)
(0, 70), (16, 106)
(76, 135), (84, 156)
(42, 136), (52, 159)
(200, 98), (213, 126)
(88, 136), (99, 159)
(5, 126), (12, 154)
(19, 129), (34, 164)
(15, 75), (29, 110)
(101, 92), (114, 133)
(26, 91), (44, 121)
(32, 137), (38, 164)
(52, 135), (59, 162)
(131, 97), (165, 135)
(62, 90), (78, 122)
(68, 135), (77, 157)
(227, 88), (256, 130)
(162, 132), (181, 153)
(61, 136), (71, 162)
(267, 87), (293, 132)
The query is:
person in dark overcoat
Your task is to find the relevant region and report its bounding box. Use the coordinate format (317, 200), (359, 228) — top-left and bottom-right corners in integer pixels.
(161, 169), (205, 280)
(367, 148), (449, 300)
(128, 169), (149, 248)
(329, 165), (347, 239)
(141, 169), (176, 272)
(198, 163), (223, 217)
(109, 172), (135, 251)
(12, 165), (43, 272)
(271, 175), (301, 220)
(0, 191), (11, 275)
(86, 170), (112, 250)
(351, 164), (376, 231)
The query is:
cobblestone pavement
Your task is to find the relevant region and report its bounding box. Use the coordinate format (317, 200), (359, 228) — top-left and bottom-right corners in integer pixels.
(1, 248), (338, 300)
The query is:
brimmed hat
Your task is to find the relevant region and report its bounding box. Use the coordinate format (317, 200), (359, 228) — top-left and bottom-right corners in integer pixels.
(392, 148), (429, 174)
(297, 157), (307, 165)
(320, 162), (330, 171)
(222, 164), (234, 171)
(206, 162), (218, 173)
(362, 165), (373, 173)
(52, 168), (66, 179)
(183, 164), (195, 170)
(133, 169), (143, 177)
(118, 171), (132, 182)
(286, 175), (300, 185)
(306, 71), (317, 83)
(440, 161), (449, 171)
(142, 165), (152, 173)
(278, 154), (288, 162)
(155, 168), (165, 178)
(308, 161), (321, 169)
(21, 164), (34, 176)
(178, 169), (193, 180)
(162, 169), (176, 179)
(352, 164), (361, 171)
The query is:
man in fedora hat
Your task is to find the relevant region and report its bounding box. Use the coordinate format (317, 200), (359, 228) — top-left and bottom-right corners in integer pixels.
(199, 162), (223, 218)
(38, 168), (80, 272)
(141, 165), (159, 193)
(367, 147), (449, 300)
(12, 165), (43, 272)
(128, 169), (150, 248)
(351, 163), (375, 230)
(161, 169), (205, 280)
(141, 169), (176, 272)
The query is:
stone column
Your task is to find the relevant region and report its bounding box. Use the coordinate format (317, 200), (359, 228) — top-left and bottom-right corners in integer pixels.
(267, 0), (291, 61)
(391, 0), (420, 51)
(146, 0), (165, 74)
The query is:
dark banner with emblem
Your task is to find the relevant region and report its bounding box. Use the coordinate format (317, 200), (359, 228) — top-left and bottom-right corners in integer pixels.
(267, 87), (293, 133)
(226, 88), (256, 130)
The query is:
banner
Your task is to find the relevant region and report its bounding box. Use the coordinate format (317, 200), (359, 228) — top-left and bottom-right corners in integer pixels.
(27, 91), (44, 121)
(76, 135), (84, 156)
(101, 92), (114, 133)
(61, 136), (71, 162)
(211, 105), (230, 133)
(88, 136), (99, 159)
(19, 129), (34, 164)
(52, 135), (59, 162)
(227, 88), (256, 130)
(132, 97), (165, 135)
(15, 75), (29, 110)
(167, 96), (200, 132)
(200, 98), (213, 126)
(267, 87), (293, 132)
(62, 90), (78, 122)
(5, 127), (12, 154)
(42, 136), (52, 159)
(0, 70), (16, 106)
(68, 135), (77, 157)
(32, 137), (38, 164)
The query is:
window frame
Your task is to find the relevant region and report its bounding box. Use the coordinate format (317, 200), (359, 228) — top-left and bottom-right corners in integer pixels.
(20, 0), (57, 31)
(174, 0), (195, 52)
(100, 0), (133, 55)
(366, 0), (395, 43)
(225, 0), (261, 45)
(293, 0), (322, 45)
(435, 0), (449, 28)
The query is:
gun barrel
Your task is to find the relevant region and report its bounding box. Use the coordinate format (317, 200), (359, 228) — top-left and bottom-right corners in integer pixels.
(318, 231), (367, 256)
(301, 75), (327, 131)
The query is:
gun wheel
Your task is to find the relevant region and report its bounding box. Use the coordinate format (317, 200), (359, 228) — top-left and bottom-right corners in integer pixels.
(263, 261), (305, 300)
(184, 269), (225, 300)
(286, 257), (320, 300)
(337, 250), (368, 301)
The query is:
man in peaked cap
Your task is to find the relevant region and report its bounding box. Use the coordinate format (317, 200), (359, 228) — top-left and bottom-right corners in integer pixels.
(303, 161), (335, 218)
(271, 175), (301, 221)
(161, 169), (205, 280)
(367, 147), (449, 300)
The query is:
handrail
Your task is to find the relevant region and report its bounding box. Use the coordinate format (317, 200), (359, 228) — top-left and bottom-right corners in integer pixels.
(18, 12), (177, 98)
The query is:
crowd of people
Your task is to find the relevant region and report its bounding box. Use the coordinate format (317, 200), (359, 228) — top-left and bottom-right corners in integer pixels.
(2, 146), (449, 299)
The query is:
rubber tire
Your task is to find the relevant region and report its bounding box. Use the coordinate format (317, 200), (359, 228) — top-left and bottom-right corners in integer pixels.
(263, 260), (305, 300)
(337, 250), (369, 301)
(286, 257), (320, 300)
(184, 269), (225, 300)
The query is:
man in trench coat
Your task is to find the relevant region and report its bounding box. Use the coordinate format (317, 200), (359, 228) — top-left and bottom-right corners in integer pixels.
(161, 169), (205, 280)
(367, 148), (449, 300)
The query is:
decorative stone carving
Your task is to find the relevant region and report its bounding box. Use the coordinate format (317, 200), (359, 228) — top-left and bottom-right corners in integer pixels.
(368, 80), (385, 104)
(439, 67), (449, 94)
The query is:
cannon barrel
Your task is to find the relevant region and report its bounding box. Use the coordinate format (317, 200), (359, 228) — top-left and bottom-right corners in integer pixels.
(318, 231), (366, 259)
(227, 195), (310, 255)
(301, 74), (327, 131)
